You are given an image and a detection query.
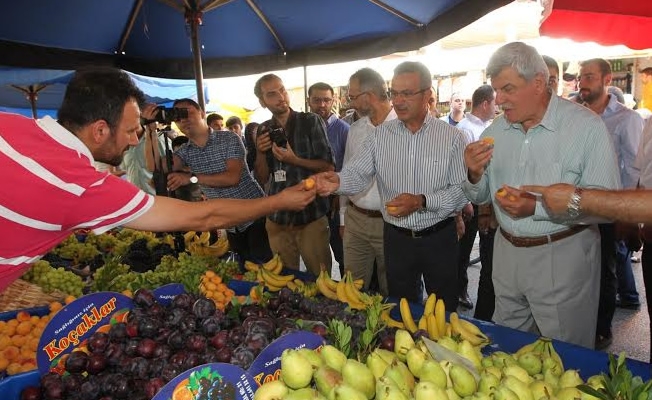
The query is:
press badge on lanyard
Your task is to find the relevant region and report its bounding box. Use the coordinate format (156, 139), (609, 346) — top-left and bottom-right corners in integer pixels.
(274, 169), (287, 182)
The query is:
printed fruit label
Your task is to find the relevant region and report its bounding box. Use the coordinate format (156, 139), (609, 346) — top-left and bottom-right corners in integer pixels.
(154, 283), (186, 306)
(153, 363), (257, 400)
(36, 292), (132, 375)
(247, 331), (324, 387)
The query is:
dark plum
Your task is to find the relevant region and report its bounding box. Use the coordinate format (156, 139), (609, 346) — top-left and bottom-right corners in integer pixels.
(288, 292), (302, 309)
(179, 315), (197, 332)
(146, 303), (164, 317)
(169, 351), (187, 367)
(137, 316), (160, 338)
(215, 346), (233, 363)
(40, 373), (61, 388)
(245, 332), (270, 355)
(243, 316), (275, 336)
(167, 331), (185, 350)
(144, 378), (165, 398)
(171, 293), (194, 310)
(132, 288), (155, 308)
(201, 316), (221, 336)
(87, 353), (108, 375)
(148, 358), (167, 377)
(125, 319), (138, 338)
(153, 344), (171, 359)
(136, 337), (158, 358)
(413, 329), (429, 340)
(186, 334), (207, 352)
(108, 323), (127, 343)
(239, 304), (264, 319)
(65, 351), (89, 374)
(184, 351), (201, 370)
(80, 380), (101, 399)
(44, 381), (64, 400)
(312, 324), (327, 337)
(379, 334), (395, 351)
(193, 297), (217, 319)
(267, 296), (281, 311)
(228, 327), (245, 346)
(278, 287), (292, 303)
(276, 305), (294, 319)
(62, 373), (84, 393)
(165, 307), (186, 327)
(160, 364), (182, 383)
(87, 332), (110, 353)
(210, 330), (229, 349)
(124, 338), (140, 356)
(230, 345), (255, 369)
(128, 357), (150, 380)
(104, 342), (124, 366)
(20, 386), (42, 400)
(154, 328), (172, 343)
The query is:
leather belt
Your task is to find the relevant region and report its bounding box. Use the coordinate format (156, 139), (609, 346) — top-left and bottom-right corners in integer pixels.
(500, 225), (589, 248)
(350, 202), (383, 218)
(390, 217), (454, 239)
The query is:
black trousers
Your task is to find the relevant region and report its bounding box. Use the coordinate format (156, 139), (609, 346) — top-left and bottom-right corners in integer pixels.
(328, 211), (344, 276)
(474, 228), (496, 322)
(226, 217), (274, 263)
(596, 223), (617, 339)
(457, 205), (479, 297)
(384, 219), (459, 311)
(642, 241), (652, 363)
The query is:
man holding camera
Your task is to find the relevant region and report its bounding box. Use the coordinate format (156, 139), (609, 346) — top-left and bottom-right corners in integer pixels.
(0, 68), (316, 293)
(253, 74), (335, 277)
(147, 98), (274, 263)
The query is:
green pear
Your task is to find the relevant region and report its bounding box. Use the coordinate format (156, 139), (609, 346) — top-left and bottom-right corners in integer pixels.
(503, 365), (533, 384)
(376, 376), (410, 400)
(406, 347), (429, 377)
(342, 359), (375, 399)
(440, 360), (454, 387)
(394, 329), (416, 362)
(485, 366), (503, 380)
(543, 369), (560, 392)
(492, 385), (520, 400)
(281, 349), (314, 389)
(586, 375), (605, 390)
(556, 387), (582, 400)
(473, 392), (493, 400)
(542, 358), (563, 377)
(478, 371), (501, 394)
(518, 353), (543, 376)
(458, 339), (483, 370)
(529, 379), (556, 400)
(320, 345), (348, 372)
(492, 352), (517, 368)
(383, 359), (415, 397)
(313, 365), (343, 397)
(447, 387), (462, 400)
(438, 336), (460, 353)
(253, 380), (289, 400)
(450, 364), (478, 397)
(482, 357), (495, 368)
(416, 339), (433, 358)
(420, 359), (448, 389)
(298, 348), (324, 369)
(502, 375), (534, 400)
(331, 383), (367, 400)
(558, 370), (583, 389)
(415, 381), (450, 400)
(367, 351), (390, 379)
(375, 348), (399, 364)
(284, 388), (327, 400)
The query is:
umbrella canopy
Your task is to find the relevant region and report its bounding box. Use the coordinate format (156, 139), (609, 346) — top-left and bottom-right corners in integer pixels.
(0, 0), (510, 79)
(539, 0), (652, 50)
(0, 67), (209, 118)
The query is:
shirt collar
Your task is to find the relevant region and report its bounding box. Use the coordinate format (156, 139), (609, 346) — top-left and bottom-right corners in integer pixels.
(602, 94), (622, 116)
(326, 113), (338, 127)
(41, 116), (94, 164)
(505, 92), (558, 133)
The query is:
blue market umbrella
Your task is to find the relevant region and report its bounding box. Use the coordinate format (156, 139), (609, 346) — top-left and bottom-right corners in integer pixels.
(0, 0), (509, 108)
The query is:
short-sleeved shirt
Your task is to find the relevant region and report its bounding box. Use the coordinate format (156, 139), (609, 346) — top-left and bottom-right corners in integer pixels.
(261, 110), (334, 225)
(0, 114), (154, 292)
(175, 130), (264, 231)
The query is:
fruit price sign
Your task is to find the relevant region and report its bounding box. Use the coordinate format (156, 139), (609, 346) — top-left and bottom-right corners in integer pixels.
(36, 292), (133, 375)
(153, 363), (257, 400)
(154, 283), (186, 306)
(247, 331), (324, 386)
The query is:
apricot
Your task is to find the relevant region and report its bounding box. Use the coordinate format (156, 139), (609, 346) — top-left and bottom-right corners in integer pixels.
(481, 137), (495, 146)
(386, 206), (398, 213)
(304, 178), (315, 190)
(16, 311), (31, 322)
(496, 188), (507, 197)
(3, 345), (20, 361)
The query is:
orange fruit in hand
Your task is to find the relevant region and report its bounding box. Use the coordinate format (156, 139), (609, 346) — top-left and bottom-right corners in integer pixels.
(386, 206), (398, 213)
(481, 137), (495, 146)
(508, 195), (517, 201)
(304, 178), (315, 190)
(496, 188), (507, 197)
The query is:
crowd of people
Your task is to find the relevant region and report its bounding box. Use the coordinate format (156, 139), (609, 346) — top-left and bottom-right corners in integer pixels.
(4, 41), (652, 357)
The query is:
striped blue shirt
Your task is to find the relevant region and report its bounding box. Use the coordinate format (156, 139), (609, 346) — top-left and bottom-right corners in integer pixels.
(337, 113), (468, 231)
(325, 113), (349, 172)
(462, 94), (621, 236)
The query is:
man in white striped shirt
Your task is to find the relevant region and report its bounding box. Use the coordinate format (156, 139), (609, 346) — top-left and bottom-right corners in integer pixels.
(0, 68), (316, 293)
(463, 42), (621, 348)
(315, 61), (469, 310)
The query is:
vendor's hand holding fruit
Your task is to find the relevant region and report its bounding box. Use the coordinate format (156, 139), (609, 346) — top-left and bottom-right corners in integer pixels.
(494, 185), (536, 219)
(167, 171), (193, 191)
(385, 193), (423, 218)
(464, 137), (494, 183)
(276, 181), (317, 210)
(520, 183), (575, 216)
(312, 171), (340, 196)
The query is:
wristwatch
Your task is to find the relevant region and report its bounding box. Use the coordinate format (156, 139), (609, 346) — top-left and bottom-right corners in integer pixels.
(566, 187), (583, 218)
(418, 194), (427, 214)
(189, 173), (199, 184)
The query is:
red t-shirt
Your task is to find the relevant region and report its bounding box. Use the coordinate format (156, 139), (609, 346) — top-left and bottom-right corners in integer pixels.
(0, 114), (154, 292)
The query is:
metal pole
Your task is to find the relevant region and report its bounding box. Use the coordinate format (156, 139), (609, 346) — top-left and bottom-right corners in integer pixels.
(303, 65), (308, 112)
(28, 86), (37, 119)
(187, 7), (206, 111)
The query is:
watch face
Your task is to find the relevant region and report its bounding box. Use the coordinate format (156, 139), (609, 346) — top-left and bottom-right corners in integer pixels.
(190, 176), (198, 184)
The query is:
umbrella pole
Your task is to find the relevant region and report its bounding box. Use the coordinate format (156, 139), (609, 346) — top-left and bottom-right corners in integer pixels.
(28, 86), (38, 119)
(303, 65), (308, 112)
(187, 8), (206, 111)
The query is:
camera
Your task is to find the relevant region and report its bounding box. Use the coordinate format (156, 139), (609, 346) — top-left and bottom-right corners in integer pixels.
(154, 106), (188, 124)
(268, 127), (288, 147)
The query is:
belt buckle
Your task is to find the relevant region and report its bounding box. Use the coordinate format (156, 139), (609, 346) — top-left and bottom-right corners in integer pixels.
(411, 229), (422, 239)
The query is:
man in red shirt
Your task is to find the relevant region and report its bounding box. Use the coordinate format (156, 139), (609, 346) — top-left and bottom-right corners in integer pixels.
(0, 68), (315, 292)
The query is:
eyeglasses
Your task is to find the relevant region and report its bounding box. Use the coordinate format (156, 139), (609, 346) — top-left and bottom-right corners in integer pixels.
(388, 88), (429, 100)
(428, 98), (436, 104)
(347, 91), (369, 102)
(310, 97), (333, 104)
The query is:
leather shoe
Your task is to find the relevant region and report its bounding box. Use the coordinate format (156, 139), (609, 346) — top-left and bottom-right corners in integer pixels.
(595, 334), (613, 350)
(616, 298), (641, 310)
(459, 294), (473, 310)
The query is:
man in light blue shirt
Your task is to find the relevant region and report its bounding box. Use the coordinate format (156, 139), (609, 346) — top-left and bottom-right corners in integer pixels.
(463, 42), (621, 349)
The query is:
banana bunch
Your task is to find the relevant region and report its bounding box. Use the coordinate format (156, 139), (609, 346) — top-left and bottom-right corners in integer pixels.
(257, 266), (295, 292)
(334, 271), (373, 310)
(315, 269), (363, 301)
(185, 231), (229, 257)
(380, 303), (406, 329)
(509, 337), (565, 377)
(287, 279), (318, 297)
(449, 311), (490, 347)
(244, 253), (283, 274)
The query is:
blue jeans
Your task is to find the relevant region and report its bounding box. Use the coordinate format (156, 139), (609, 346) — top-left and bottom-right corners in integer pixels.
(616, 240), (640, 304)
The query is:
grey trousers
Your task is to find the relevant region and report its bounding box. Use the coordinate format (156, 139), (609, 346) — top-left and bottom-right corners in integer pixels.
(343, 206), (388, 296)
(493, 226), (601, 349)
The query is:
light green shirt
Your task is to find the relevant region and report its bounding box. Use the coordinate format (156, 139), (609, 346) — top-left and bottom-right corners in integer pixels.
(462, 94), (621, 236)
(121, 134), (167, 195)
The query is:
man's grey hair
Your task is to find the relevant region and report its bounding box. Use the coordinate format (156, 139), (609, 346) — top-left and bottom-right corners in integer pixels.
(394, 61), (432, 91)
(486, 42), (549, 83)
(349, 67), (388, 100)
